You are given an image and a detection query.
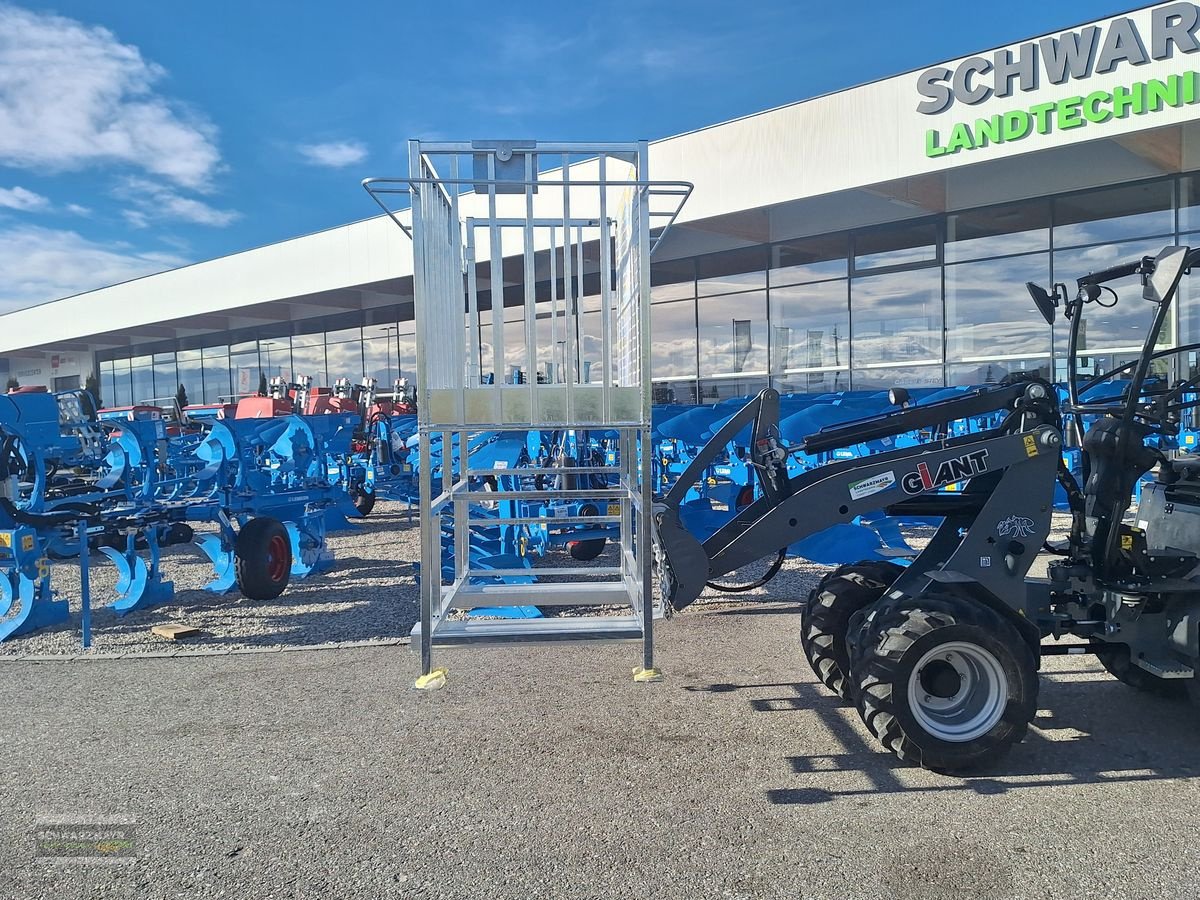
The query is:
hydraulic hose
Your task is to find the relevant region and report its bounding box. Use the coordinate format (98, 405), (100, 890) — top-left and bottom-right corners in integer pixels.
(705, 547), (786, 593)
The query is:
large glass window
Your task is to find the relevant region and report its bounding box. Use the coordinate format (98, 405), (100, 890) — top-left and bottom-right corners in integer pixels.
(152, 352), (177, 399)
(99, 359), (116, 408)
(363, 332), (395, 387)
(850, 268), (942, 368)
(176, 350), (202, 407)
(945, 253), (1051, 364)
(111, 359), (132, 407)
(769, 280), (849, 374)
(230, 340), (262, 396)
(653, 380), (698, 405)
(854, 221), (939, 272)
(289, 334), (326, 387)
(945, 200), (1050, 263)
(697, 376), (768, 402)
(1053, 239), (1173, 353)
(651, 299), (697, 379)
(851, 365), (944, 390)
(947, 359), (1050, 387)
(326, 338), (364, 383)
(130, 355), (153, 405)
(1054, 182), (1174, 248)
(259, 339), (289, 383)
(200, 345), (230, 403)
(773, 369), (850, 394)
(697, 247), (766, 297)
(697, 292), (767, 375)
(771, 233), (848, 285)
(651, 257), (695, 302)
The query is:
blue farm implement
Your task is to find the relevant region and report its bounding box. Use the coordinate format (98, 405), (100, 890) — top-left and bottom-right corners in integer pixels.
(0, 377), (364, 642)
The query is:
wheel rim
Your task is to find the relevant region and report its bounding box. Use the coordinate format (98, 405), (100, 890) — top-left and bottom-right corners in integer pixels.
(266, 534), (289, 583)
(906, 641), (1008, 743)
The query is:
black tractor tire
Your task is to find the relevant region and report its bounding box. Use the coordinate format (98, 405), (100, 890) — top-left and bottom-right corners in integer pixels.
(801, 560), (903, 702)
(1097, 644), (1186, 699)
(235, 517), (292, 601)
(568, 538), (607, 561)
(352, 485), (377, 517)
(849, 591), (1038, 773)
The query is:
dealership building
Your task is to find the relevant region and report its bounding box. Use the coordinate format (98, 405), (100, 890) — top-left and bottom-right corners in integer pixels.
(5, 1), (1200, 406)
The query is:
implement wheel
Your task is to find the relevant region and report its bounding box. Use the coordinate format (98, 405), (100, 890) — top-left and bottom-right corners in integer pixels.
(801, 560), (902, 702)
(850, 591), (1037, 773)
(1097, 644), (1186, 699)
(235, 517), (292, 601)
(568, 502), (606, 561)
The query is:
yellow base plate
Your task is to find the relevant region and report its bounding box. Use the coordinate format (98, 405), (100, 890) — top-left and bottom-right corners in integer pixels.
(414, 668), (448, 691)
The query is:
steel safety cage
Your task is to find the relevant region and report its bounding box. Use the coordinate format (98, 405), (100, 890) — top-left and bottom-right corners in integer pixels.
(364, 140), (691, 683)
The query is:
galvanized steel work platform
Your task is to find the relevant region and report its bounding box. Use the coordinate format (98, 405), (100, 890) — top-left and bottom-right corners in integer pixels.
(364, 140), (691, 682)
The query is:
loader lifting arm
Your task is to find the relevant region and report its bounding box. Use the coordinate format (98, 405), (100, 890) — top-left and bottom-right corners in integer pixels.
(652, 378), (1062, 612)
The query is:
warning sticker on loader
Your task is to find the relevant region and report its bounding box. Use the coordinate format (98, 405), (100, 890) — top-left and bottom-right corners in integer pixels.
(1023, 435), (1039, 458)
(849, 471), (896, 501)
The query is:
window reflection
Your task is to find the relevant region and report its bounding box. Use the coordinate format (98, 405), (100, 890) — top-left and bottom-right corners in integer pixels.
(771, 233), (848, 285)
(325, 340), (363, 382)
(770, 280), (848, 373)
(946, 360), (1049, 387)
(200, 346), (230, 403)
(851, 268), (942, 366)
(176, 350), (202, 407)
(696, 247), (766, 297)
(651, 299), (697, 379)
(945, 253), (1051, 363)
(854, 221), (938, 271)
(945, 201), (1049, 263)
(697, 376), (768, 402)
(1053, 240), (1171, 353)
(697, 292), (767, 375)
(1054, 181), (1173, 248)
(653, 380), (698, 405)
(773, 369), (850, 393)
(850, 365), (943, 390)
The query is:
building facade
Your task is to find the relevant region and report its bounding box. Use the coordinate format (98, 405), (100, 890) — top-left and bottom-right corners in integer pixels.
(6, 2), (1200, 406)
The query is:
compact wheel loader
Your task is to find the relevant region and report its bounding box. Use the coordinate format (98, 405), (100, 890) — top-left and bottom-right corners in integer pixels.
(653, 243), (1200, 772)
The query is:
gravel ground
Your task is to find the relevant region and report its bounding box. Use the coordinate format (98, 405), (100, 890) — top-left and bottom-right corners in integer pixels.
(0, 504), (1070, 657)
(0, 503), (424, 656)
(2, 599), (1199, 900)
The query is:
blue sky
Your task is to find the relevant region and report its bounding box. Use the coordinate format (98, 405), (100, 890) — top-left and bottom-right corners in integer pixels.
(0, 0), (1119, 312)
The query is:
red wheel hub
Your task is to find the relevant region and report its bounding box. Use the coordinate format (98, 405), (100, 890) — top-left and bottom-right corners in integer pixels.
(266, 534), (289, 583)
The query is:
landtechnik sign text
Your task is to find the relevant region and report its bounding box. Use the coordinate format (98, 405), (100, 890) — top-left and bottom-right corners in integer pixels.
(917, 2), (1200, 158)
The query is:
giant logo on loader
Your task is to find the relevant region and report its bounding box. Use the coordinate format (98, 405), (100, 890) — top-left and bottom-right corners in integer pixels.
(901, 450), (990, 494)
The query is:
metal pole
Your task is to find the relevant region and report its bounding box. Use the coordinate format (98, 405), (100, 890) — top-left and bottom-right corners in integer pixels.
(78, 519), (91, 649)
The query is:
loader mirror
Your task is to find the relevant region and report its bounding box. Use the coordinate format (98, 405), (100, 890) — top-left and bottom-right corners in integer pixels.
(1025, 281), (1057, 325)
(1144, 245), (1190, 305)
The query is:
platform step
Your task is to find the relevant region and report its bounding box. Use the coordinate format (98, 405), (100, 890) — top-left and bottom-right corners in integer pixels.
(1137, 656), (1194, 679)
(445, 581), (634, 608)
(412, 615), (645, 646)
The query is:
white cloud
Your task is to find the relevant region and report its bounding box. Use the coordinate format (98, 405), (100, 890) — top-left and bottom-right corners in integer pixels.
(116, 177), (239, 227)
(0, 185), (47, 211)
(298, 140), (368, 168)
(0, 4), (221, 189)
(0, 224), (186, 311)
(65, 203), (91, 216)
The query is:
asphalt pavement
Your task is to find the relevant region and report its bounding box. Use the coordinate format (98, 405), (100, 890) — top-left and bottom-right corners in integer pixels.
(2, 600), (1199, 900)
